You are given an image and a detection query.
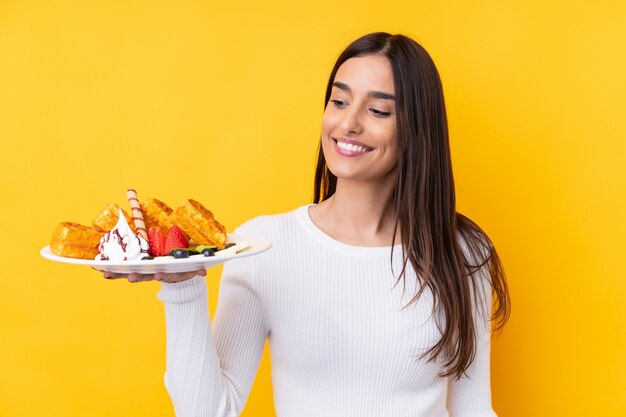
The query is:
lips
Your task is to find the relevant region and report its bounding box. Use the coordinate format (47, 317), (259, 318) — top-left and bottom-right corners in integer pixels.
(332, 137), (373, 156)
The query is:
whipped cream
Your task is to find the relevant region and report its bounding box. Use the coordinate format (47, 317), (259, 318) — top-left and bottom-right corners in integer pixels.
(95, 209), (149, 261)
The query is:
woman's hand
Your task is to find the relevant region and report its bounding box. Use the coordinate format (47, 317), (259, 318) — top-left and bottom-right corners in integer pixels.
(100, 269), (207, 283)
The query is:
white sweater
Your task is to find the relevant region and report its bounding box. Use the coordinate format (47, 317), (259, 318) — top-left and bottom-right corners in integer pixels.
(157, 205), (497, 417)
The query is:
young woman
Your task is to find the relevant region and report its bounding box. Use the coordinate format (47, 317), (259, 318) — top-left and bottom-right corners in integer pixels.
(105, 32), (510, 417)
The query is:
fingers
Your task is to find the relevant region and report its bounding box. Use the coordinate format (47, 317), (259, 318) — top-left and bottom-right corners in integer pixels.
(128, 273), (157, 283)
(92, 267), (124, 280)
(100, 270), (129, 280)
(97, 268), (206, 284)
(154, 269), (206, 283)
(101, 271), (151, 281)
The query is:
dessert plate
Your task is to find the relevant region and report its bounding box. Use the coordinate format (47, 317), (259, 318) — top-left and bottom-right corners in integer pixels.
(41, 233), (271, 274)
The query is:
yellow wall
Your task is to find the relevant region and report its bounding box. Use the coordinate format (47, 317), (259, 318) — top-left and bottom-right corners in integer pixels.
(1, 1), (624, 416)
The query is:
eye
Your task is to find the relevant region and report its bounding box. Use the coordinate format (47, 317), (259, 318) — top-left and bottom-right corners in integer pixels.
(370, 108), (392, 117)
(329, 99), (347, 108)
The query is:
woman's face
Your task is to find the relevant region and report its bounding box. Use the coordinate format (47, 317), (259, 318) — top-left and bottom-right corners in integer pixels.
(321, 54), (398, 184)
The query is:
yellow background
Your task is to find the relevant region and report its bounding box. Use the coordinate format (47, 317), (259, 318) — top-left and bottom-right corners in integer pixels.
(1, 1), (624, 416)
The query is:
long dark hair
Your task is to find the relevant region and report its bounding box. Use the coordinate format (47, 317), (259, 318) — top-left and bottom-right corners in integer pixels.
(313, 32), (510, 379)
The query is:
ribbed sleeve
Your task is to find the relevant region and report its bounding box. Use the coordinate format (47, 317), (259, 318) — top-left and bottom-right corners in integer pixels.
(157, 228), (269, 417)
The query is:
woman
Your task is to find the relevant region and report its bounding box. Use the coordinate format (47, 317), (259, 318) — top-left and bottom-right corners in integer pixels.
(105, 32), (510, 417)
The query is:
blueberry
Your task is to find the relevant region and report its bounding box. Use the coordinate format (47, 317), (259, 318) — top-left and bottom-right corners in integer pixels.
(202, 248), (215, 257)
(170, 249), (190, 258)
(141, 256), (154, 260)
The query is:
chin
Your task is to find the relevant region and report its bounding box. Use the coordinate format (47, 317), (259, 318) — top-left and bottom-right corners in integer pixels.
(327, 160), (398, 185)
(325, 159), (359, 179)
(327, 165), (375, 183)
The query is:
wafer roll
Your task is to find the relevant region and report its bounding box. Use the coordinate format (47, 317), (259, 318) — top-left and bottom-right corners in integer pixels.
(126, 189), (148, 240)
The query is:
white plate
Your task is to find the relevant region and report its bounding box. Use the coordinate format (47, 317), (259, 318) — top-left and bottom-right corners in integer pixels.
(40, 233), (271, 274)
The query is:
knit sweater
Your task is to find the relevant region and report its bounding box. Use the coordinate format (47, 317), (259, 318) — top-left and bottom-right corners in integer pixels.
(157, 205), (497, 417)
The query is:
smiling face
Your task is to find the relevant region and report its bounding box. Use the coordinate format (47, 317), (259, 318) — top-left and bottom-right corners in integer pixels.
(321, 54), (398, 184)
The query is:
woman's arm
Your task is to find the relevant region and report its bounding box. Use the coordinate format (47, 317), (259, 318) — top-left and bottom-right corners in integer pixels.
(158, 254), (269, 417)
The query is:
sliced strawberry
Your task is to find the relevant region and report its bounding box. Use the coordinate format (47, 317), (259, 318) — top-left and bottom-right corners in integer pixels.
(164, 225), (189, 254)
(148, 226), (166, 257)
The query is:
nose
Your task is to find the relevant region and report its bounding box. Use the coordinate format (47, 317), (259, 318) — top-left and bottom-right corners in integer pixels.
(340, 105), (363, 135)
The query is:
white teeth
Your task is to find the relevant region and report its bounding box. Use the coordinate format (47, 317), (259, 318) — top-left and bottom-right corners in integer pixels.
(336, 140), (369, 153)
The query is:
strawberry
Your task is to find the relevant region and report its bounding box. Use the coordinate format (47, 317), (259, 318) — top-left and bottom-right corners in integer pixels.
(148, 226), (166, 257)
(164, 225), (189, 254)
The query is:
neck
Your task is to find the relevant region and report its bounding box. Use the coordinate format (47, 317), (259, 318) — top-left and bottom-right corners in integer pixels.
(310, 175), (400, 246)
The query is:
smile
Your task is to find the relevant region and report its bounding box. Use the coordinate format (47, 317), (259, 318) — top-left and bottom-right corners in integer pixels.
(332, 138), (373, 156)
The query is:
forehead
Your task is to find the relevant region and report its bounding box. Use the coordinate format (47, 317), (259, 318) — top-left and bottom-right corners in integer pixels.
(334, 55), (394, 94)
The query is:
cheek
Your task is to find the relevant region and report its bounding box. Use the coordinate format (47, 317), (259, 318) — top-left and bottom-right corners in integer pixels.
(322, 105), (345, 136)
(372, 121), (397, 149)
(321, 109), (333, 136)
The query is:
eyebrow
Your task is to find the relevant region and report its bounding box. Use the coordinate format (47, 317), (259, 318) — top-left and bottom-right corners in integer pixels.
(332, 81), (396, 101)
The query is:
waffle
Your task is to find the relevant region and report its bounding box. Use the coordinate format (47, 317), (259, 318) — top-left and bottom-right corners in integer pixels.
(92, 203), (136, 233)
(50, 222), (103, 259)
(141, 198), (174, 232)
(170, 199), (227, 248)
